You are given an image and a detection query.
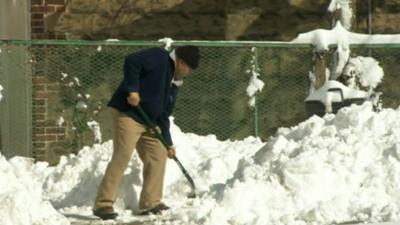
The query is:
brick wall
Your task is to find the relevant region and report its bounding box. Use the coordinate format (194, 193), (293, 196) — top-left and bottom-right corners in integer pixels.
(31, 0), (66, 39)
(32, 73), (66, 161)
(31, 0), (67, 161)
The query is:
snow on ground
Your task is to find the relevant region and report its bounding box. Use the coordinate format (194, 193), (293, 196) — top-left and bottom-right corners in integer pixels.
(0, 156), (69, 225)
(1, 102), (400, 225)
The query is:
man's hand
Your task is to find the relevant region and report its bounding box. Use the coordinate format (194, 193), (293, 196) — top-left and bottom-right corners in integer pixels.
(127, 92), (140, 106)
(167, 146), (176, 159)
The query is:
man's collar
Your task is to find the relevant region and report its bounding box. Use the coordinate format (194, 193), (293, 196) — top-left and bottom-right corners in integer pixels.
(169, 50), (183, 86)
(169, 50), (176, 63)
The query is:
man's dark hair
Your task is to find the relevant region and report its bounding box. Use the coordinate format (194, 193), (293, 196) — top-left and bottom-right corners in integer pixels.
(175, 45), (200, 69)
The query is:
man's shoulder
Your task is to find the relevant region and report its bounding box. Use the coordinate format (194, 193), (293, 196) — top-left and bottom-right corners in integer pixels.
(137, 47), (169, 57)
(125, 48), (168, 61)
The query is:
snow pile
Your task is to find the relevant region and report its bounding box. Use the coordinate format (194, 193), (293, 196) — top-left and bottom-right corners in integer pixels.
(0, 155), (69, 225)
(42, 127), (263, 211)
(192, 102), (400, 225)
(2, 103), (400, 225)
(42, 142), (147, 211)
(342, 56), (384, 90)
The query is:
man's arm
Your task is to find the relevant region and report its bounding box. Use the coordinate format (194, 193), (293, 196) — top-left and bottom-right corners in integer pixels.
(123, 54), (143, 106)
(123, 54), (143, 93)
(156, 84), (180, 148)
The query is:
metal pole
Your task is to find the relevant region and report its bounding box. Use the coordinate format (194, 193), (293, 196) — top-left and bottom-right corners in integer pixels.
(253, 47), (260, 138)
(368, 0), (372, 35)
(368, 0), (372, 56)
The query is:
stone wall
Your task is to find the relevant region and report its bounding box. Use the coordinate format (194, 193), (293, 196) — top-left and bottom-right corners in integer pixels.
(36, 0), (400, 41)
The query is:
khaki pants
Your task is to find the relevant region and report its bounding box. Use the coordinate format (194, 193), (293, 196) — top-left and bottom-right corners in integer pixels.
(94, 108), (167, 210)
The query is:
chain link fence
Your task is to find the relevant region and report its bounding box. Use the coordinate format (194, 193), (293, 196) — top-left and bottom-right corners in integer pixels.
(0, 40), (399, 162)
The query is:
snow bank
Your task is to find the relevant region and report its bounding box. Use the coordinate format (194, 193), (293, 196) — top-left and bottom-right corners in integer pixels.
(192, 102), (400, 225)
(42, 142), (144, 210)
(0, 155), (69, 225)
(343, 56), (384, 89)
(2, 103), (400, 225)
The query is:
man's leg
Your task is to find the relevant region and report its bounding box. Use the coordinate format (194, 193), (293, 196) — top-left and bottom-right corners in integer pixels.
(94, 109), (146, 210)
(136, 131), (168, 211)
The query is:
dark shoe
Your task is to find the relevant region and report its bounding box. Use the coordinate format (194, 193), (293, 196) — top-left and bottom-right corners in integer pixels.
(139, 203), (170, 215)
(93, 207), (118, 220)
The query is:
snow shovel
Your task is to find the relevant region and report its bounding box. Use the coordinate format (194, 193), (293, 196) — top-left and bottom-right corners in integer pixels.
(136, 105), (196, 198)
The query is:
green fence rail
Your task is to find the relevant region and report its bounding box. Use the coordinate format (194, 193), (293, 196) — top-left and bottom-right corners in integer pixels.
(0, 40), (399, 163)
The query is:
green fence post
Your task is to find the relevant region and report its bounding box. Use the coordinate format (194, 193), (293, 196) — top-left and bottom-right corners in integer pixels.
(252, 47), (260, 138)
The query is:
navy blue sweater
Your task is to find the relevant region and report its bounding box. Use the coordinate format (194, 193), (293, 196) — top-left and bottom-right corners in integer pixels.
(108, 48), (178, 146)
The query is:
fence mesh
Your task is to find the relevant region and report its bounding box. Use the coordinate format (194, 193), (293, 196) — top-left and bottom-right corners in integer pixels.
(0, 40), (399, 162)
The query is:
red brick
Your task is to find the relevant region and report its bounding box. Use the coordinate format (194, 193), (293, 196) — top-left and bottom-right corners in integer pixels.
(33, 142), (46, 148)
(31, 20), (44, 27)
(31, 6), (44, 12)
(34, 122), (46, 128)
(33, 106), (46, 114)
(32, 152), (45, 157)
(33, 98), (47, 104)
(33, 102), (45, 108)
(46, 83), (61, 91)
(45, 127), (65, 133)
(57, 135), (66, 141)
(45, 0), (65, 4)
(32, 27), (45, 34)
(33, 99), (46, 106)
(32, 76), (48, 84)
(32, 34), (48, 39)
(55, 5), (66, 11)
(45, 5), (56, 12)
(32, 154), (46, 161)
(32, 13), (44, 20)
(33, 92), (50, 98)
(55, 34), (67, 40)
(31, 0), (44, 4)
(33, 114), (46, 121)
(32, 69), (46, 76)
(33, 128), (45, 134)
(34, 135), (57, 141)
(34, 84), (45, 91)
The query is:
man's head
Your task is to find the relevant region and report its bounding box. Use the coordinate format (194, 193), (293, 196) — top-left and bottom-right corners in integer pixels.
(174, 45), (200, 79)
